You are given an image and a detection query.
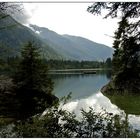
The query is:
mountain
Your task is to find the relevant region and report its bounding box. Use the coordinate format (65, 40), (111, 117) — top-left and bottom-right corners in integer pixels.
(0, 15), (114, 61)
(0, 15), (62, 60)
(30, 24), (114, 61)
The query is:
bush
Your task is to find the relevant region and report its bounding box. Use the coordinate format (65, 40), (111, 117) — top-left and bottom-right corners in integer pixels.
(13, 105), (138, 138)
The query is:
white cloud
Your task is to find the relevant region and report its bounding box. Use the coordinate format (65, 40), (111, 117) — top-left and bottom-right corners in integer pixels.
(23, 3), (119, 47)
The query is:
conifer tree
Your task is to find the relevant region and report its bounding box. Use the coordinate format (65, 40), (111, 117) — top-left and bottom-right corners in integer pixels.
(14, 41), (53, 93)
(13, 41), (54, 118)
(87, 2), (140, 93)
(88, 2), (140, 73)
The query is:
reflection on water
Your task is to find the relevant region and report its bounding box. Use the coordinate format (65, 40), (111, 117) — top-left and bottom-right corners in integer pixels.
(129, 115), (140, 130)
(62, 92), (123, 118)
(52, 71), (140, 131)
(61, 92), (140, 131)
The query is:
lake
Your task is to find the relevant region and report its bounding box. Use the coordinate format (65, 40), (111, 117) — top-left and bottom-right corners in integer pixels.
(51, 70), (140, 131)
(52, 70), (111, 99)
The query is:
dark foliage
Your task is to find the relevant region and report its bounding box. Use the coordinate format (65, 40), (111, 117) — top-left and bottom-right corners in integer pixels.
(45, 58), (111, 70)
(13, 104), (138, 138)
(88, 2), (140, 93)
(11, 41), (57, 119)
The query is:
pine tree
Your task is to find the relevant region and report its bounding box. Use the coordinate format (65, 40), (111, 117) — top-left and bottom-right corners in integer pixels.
(88, 2), (140, 93)
(13, 42), (55, 119)
(14, 41), (53, 93)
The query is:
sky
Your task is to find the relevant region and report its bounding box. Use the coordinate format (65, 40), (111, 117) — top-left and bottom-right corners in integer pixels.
(20, 3), (119, 47)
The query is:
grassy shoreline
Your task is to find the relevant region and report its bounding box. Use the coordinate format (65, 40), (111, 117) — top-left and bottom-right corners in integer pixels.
(101, 83), (140, 115)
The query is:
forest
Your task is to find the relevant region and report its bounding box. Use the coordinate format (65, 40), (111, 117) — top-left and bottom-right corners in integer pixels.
(0, 56), (112, 78)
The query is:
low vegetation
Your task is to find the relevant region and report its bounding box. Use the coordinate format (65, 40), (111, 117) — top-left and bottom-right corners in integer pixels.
(0, 101), (139, 138)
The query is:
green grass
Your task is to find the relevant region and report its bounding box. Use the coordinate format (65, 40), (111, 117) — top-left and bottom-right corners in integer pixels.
(105, 94), (140, 115)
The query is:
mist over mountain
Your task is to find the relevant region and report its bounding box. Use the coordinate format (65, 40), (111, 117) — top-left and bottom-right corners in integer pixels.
(30, 24), (114, 61)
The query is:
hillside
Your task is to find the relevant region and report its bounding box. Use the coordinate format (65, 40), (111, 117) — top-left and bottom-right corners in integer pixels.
(0, 15), (114, 61)
(30, 24), (114, 61)
(0, 15), (62, 60)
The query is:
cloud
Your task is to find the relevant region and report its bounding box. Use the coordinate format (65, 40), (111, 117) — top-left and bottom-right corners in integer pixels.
(13, 9), (30, 24)
(12, 3), (38, 25)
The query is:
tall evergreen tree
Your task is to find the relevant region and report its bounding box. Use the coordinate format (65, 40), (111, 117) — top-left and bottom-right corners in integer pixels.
(13, 42), (55, 118)
(14, 41), (53, 93)
(87, 2), (140, 93)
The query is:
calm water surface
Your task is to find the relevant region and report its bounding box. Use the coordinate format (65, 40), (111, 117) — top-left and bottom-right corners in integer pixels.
(52, 71), (111, 99)
(51, 71), (140, 131)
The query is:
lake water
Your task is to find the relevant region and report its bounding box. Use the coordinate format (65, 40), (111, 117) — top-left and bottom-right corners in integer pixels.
(52, 71), (111, 99)
(52, 71), (140, 131)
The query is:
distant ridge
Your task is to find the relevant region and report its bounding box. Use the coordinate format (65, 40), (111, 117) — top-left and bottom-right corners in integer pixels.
(30, 24), (114, 61)
(0, 15), (113, 61)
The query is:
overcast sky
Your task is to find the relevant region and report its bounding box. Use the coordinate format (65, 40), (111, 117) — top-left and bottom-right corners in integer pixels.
(21, 3), (119, 47)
